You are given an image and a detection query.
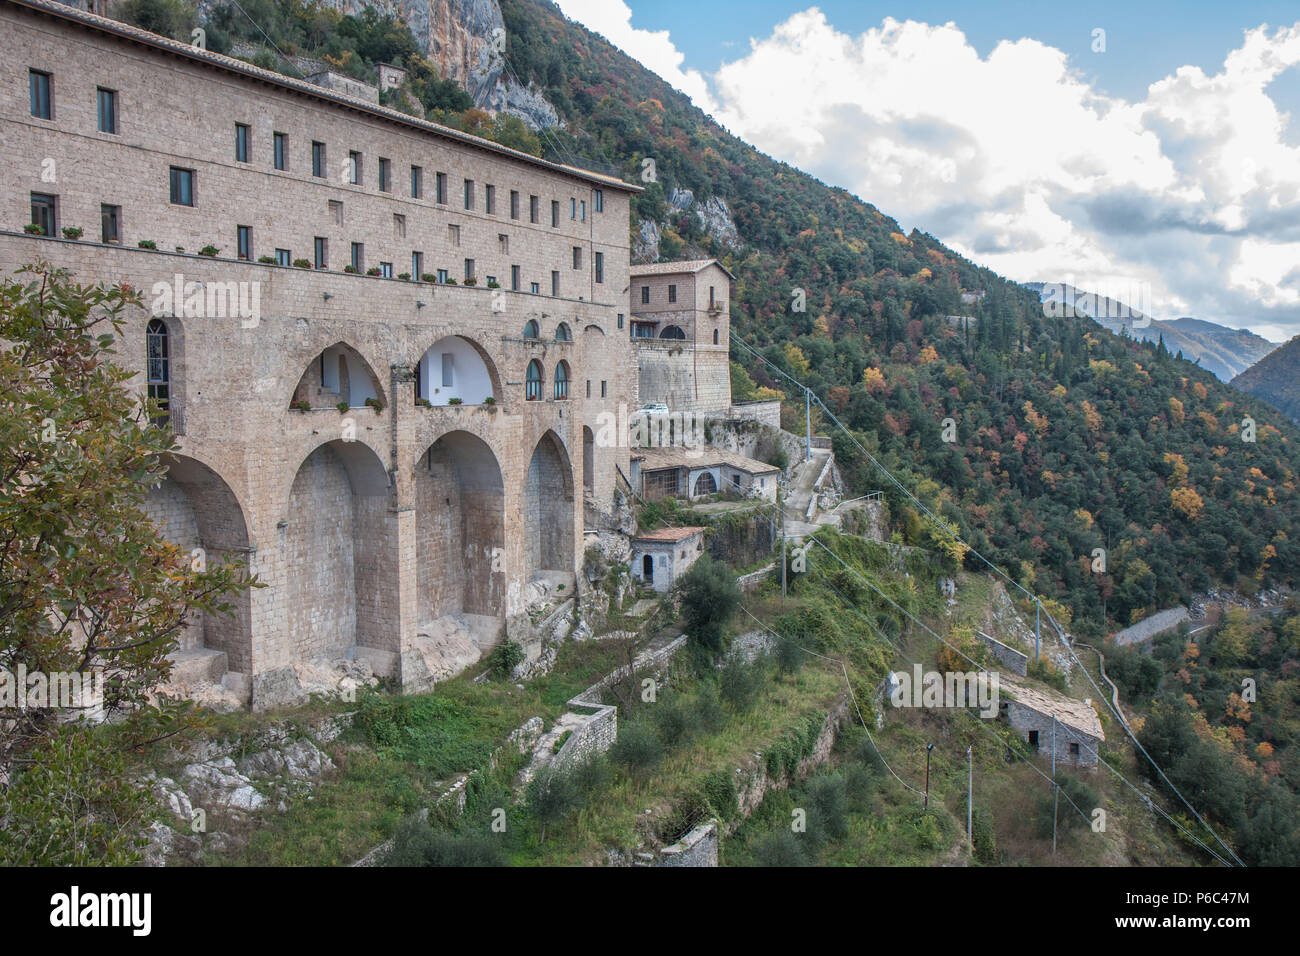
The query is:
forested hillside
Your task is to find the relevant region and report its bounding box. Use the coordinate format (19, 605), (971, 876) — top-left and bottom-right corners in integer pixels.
(1233, 335), (1300, 426)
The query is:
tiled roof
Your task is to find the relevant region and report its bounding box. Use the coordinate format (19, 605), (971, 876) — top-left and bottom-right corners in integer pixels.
(10, 0), (638, 192)
(629, 259), (735, 279)
(637, 445), (780, 475)
(1000, 676), (1104, 741)
(633, 526), (707, 543)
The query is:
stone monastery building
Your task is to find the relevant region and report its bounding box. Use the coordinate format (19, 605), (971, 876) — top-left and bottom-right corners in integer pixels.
(0, 0), (740, 707)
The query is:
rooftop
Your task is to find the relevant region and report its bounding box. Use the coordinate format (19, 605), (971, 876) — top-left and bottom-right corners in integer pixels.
(632, 526), (707, 543)
(10, 0), (639, 193)
(1000, 675), (1105, 741)
(629, 259), (735, 280)
(636, 446), (780, 475)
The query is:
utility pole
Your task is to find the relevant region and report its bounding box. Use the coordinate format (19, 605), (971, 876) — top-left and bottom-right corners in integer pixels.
(1035, 597), (1041, 662)
(924, 742), (935, 810)
(967, 745), (973, 855)
(780, 486), (787, 604)
(805, 388), (812, 463)
(1051, 717), (1059, 857)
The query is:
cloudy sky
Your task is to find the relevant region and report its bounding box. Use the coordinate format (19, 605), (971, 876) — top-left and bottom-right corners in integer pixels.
(554, 1), (1300, 342)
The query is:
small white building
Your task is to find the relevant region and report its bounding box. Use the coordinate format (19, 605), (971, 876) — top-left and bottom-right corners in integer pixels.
(634, 447), (779, 503)
(632, 526), (706, 592)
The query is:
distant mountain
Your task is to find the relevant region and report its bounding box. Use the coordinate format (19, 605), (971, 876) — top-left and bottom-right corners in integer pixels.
(1232, 335), (1300, 424)
(1026, 283), (1277, 381)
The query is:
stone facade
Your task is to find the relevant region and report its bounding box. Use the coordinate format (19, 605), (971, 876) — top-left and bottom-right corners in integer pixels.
(0, 0), (645, 707)
(630, 528), (706, 593)
(630, 260), (733, 415)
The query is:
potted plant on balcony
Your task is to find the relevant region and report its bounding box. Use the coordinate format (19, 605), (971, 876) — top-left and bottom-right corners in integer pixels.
(364, 397), (385, 414)
(293, 258), (311, 269)
(23, 223), (42, 235)
(61, 226), (83, 240)
(336, 401), (350, 412)
(138, 240), (157, 249)
(486, 279), (500, 289)
(448, 397), (463, 405)
(343, 265), (358, 274)
(398, 272), (411, 280)
(463, 276), (477, 286)
(257, 255), (275, 264)
(415, 397), (431, 408)
(198, 244), (219, 257)
(420, 273), (436, 283)
(290, 399), (311, 412)
(365, 266), (382, 276)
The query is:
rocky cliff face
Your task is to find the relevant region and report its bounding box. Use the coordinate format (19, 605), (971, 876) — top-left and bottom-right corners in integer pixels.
(317, 0), (559, 128)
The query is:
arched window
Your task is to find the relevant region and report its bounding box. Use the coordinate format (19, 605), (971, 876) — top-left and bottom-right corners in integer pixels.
(659, 325), (686, 339)
(554, 361), (569, 400)
(713, 328), (719, 345)
(555, 322), (572, 341)
(146, 318), (170, 418)
(525, 359), (543, 401)
(522, 319), (539, 340)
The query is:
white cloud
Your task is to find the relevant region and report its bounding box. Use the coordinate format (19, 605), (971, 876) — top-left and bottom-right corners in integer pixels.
(558, 3), (1300, 336)
(553, 0), (718, 113)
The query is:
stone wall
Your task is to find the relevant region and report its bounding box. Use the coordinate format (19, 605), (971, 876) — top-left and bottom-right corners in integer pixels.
(550, 703), (616, 774)
(1004, 701), (1100, 769)
(1112, 607), (1190, 647)
(975, 630), (1029, 676)
(726, 400), (781, 428)
(657, 821), (718, 867)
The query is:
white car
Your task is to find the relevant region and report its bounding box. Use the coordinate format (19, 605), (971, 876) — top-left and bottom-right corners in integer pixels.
(640, 403), (670, 414)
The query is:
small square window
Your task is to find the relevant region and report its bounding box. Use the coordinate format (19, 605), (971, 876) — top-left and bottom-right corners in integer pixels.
(276, 248), (291, 266)
(30, 192), (56, 236)
(380, 262), (393, 278)
(169, 167), (195, 206)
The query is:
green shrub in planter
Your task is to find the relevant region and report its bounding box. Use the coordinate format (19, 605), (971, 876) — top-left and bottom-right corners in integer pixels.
(483, 396), (496, 406)
(336, 401), (350, 412)
(365, 266), (382, 276)
(486, 279), (500, 289)
(137, 239), (157, 249)
(293, 258), (311, 269)
(290, 399), (311, 411)
(23, 223), (43, 235)
(445, 277), (457, 285)
(463, 276), (477, 286)
(343, 265), (358, 273)
(365, 397), (384, 413)
(420, 273), (436, 283)
(61, 226), (83, 240)
(398, 272), (411, 280)
(448, 397), (463, 405)
(257, 255), (275, 264)
(415, 397), (431, 407)
(198, 244), (219, 257)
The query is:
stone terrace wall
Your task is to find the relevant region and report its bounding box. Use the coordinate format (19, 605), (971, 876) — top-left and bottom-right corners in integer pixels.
(976, 630), (1028, 676)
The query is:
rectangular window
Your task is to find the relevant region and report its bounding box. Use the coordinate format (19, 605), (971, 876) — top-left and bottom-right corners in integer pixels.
(412, 251), (423, 278)
(394, 213), (406, 238)
(441, 352), (454, 388)
(273, 131), (287, 170)
(530, 282), (539, 295)
(464, 258), (475, 281)
(572, 246), (582, 270)
(276, 248), (291, 266)
(100, 203), (120, 243)
(235, 123), (250, 163)
(601, 380), (607, 398)
(668, 284), (677, 303)
(312, 141), (326, 178)
(379, 157), (391, 192)
(551, 200), (560, 227)
(29, 70), (51, 119)
(237, 225), (252, 260)
(350, 242), (363, 271)
(437, 269), (448, 284)
(485, 184), (495, 214)
(511, 265), (520, 291)
(436, 172), (447, 204)
(641, 286), (650, 304)
(411, 165), (423, 198)
(710, 286), (716, 308)
(551, 270), (560, 297)
(30, 193), (56, 236)
(380, 261), (393, 278)
(510, 190), (520, 219)
(530, 195), (539, 223)
(97, 87), (117, 133)
(586, 380), (591, 398)
(169, 167), (194, 206)
(329, 200), (343, 225)
(448, 223), (460, 246)
(594, 188), (604, 213)
(595, 251), (604, 284)
(499, 233), (509, 254)
(348, 151), (361, 185)
(570, 197), (577, 220)
(617, 313), (624, 330)
(464, 179), (474, 210)
(314, 236), (328, 269)
(580, 200), (586, 221)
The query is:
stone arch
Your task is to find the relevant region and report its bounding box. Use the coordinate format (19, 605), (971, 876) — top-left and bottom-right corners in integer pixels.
(659, 325), (686, 339)
(554, 359), (571, 400)
(524, 430), (575, 581)
(693, 470), (718, 496)
(415, 430), (505, 630)
(554, 322), (572, 341)
(284, 439), (395, 662)
(144, 453), (252, 674)
(290, 341), (386, 409)
(522, 319), (539, 339)
(415, 334), (500, 406)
